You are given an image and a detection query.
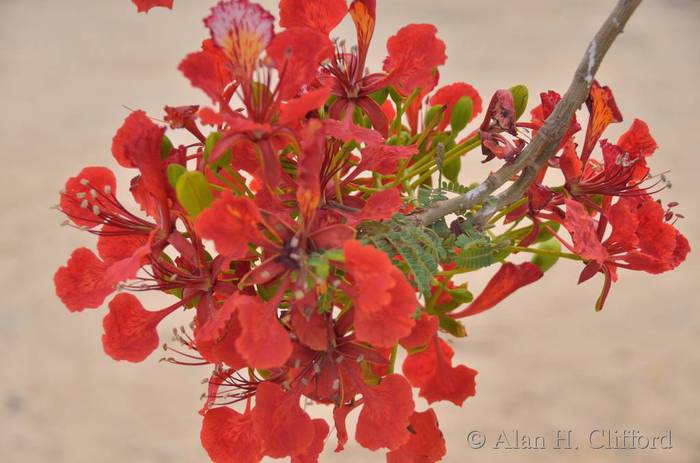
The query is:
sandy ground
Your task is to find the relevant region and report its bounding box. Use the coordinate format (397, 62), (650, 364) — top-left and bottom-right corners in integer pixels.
(1, 1), (698, 462)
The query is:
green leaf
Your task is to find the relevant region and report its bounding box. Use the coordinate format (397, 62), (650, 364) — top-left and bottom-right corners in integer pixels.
(510, 84), (529, 120)
(166, 164), (187, 188)
(450, 96), (473, 134)
(175, 171), (214, 218)
(204, 131), (232, 170)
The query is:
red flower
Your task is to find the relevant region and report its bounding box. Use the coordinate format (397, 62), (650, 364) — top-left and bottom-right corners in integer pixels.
(354, 374), (415, 450)
(201, 407), (264, 463)
(403, 337), (477, 406)
(452, 262), (544, 318)
(342, 240), (417, 348)
(102, 293), (182, 362)
(132, 0), (173, 13)
(279, 0), (347, 35)
(386, 408), (446, 463)
(560, 196), (689, 310)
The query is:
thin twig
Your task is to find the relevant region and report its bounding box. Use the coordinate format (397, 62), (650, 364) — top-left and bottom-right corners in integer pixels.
(415, 0), (642, 227)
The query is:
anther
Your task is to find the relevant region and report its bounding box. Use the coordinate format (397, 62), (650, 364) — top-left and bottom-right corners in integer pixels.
(356, 354), (365, 363)
(89, 189), (98, 198)
(294, 290), (305, 300)
(290, 236), (299, 248)
(75, 192), (86, 199)
(104, 185), (112, 194)
(313, 363), (321, 374)
(332, 379), (340, 391)
(79, 178), (90, 186)
(335, 356), (344, 364)
(92, 205), (101, 216)
(80, 199), (89, 209)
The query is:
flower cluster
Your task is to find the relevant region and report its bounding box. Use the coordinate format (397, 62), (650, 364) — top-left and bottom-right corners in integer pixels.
(55, 1), (688, 461)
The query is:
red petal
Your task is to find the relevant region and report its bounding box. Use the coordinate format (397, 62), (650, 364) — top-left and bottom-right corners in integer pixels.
(400, 313), (438, 352)
(430, 82), (483, 130)
(322, 118), (384, 145)
(383, 24), (446, 96)
(559, 140), (583, 181)
(456, 262), (543, 317)
(348, 188), (402, 224)
(205, 0), (275, 80)
(195, 191), (263, 259)
(349, 0), (376, 58)
(97, 227), (149, 264)
(267, 28), (333, 100)
(278, 85), (332, 126)
(562, 199), (609, 264)
(234, 294), (292, 369)
(291, 297), (329, 352)
(617, 118), (658, 158)
(403, 338), (477, 406)
(201, 407), (264, 463)
(102, 293), (175, 362)
(357, 144), (416, 175)
(54, 248), (113, 312)
(179, 40), (234, 103)
(332, 403), (356, 451)
(291, 419), (329, 463)
(581, 81), (623, 162)
(343, 240), (417, 348)
(252, 382), (315, 458)
(356, 374), (414, 450)
(386, 409), (446, 463)
(279, 0), (347, 35)
(112, 111), (168, 201)
(60, 167), (117, 228)
(132, 0), (173, 13)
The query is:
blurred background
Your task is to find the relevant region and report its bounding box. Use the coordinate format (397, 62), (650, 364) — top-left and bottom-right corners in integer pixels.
(1, 0), (698, 462)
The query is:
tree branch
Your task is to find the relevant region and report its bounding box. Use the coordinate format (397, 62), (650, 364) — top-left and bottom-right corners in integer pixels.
(415, 0), (643, 227)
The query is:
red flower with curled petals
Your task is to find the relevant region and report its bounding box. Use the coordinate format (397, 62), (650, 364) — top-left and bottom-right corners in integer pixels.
(234, 293), (292, 369)
(204, 0), (275, 81)
(452, 262), (544, 318)
(383, 24), (446, 96)
(400, 313), (439, 352)
(291, 419), (330, 463)
(179, 40), (234, 103)
(342, 240), (417, 348)
(581, 80), (623, 163)
(355, 374), (415, 450)
(102, 293), (180, 362)
(251, 382), (315, 458)
(279, 0), (347, 35)
(54, 248), (114, 312)
(201, 407), (264, 463)
(59, 167), (117, 228)
(430, 82), (483, 131)
(386, 408), (446, 463)
(195, 191), (264, 259)
(132, 0), (173, 13)
(403, 337), (477, 406)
